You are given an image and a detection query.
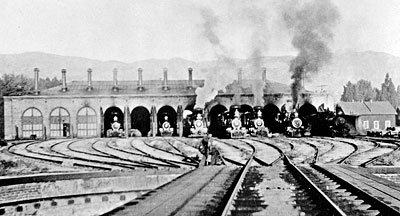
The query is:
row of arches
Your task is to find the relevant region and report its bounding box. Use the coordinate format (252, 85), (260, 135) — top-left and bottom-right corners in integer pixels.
(21, 105), (177, 139)
(22, 107), (98, 139)
(20, 103), (318, 139)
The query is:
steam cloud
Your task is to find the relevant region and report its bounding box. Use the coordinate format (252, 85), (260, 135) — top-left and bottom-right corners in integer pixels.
(242, 5), (269, 106)
(194, 8), (237, 108)
(283, 0), (339, 107)
(195, 3), (269, 108)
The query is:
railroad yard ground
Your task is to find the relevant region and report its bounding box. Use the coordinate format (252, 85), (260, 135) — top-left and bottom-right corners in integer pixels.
(1, 136), (400, 215)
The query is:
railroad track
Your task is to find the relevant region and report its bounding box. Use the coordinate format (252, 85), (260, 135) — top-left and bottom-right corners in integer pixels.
(344, 140), (398, 166)
(212, 139), (251, 166)
(303, 164), (400, 215)
(7, 139), (191, 171)
(105, 139), (183, 168)
(221, 139), (346, 215)
(318, 138), (359, 164)
(221, 138), (400, 215)
(6, 137), (400, 215)
(143, 138), (199, 166)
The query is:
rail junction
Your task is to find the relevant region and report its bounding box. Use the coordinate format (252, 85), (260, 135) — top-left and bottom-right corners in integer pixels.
(1, 136), (400, 215)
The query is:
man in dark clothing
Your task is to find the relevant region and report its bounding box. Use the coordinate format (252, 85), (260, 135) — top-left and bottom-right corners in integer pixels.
(199, 135), (210, 166)
(209, 138), (221, 165)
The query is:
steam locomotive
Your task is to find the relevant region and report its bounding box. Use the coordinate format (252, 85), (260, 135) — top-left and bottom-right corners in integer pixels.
(248, 106), (271, 137)
(210, 103), (350, 139)
(107, 116), (124, 137)
(311, 107), (350, 137)
(159, 114), (174, 136)
(183, 108), (208, 138)
(282, 109), (310, 137)
(214, 105), (271, 138)
(225, 105), (249, 138)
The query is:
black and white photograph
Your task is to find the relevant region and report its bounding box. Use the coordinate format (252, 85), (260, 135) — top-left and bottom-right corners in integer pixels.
(0, 0), (400, 215)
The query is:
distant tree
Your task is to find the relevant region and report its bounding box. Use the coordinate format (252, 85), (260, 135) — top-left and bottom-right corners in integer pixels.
(397, 85), (400, 108)
(379, 73), (398, 107)
(341, 81), (356, 102)
(0, 73), (60, 96)
(373, 87), (381, 101)
(354, 79), (375, 102)
(341, 80), (375, 102)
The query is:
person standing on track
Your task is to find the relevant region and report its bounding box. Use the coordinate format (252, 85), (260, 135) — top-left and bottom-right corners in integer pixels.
(209, 135), (221, 165)
(199, 134), (211, 166)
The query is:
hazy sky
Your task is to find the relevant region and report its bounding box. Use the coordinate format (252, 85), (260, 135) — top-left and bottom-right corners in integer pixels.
(0, 0), (399, 62)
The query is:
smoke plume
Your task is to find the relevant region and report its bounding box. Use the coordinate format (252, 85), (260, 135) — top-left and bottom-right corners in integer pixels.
(242, 4), (269, 106)
(195, 2), (270, 108)
(283, 0), (339, 107)
(194, 8), (237, 108)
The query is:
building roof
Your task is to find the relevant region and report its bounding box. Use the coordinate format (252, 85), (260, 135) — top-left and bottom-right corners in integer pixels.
(35, 79), (292, 96)
(338, 101), (397, 116)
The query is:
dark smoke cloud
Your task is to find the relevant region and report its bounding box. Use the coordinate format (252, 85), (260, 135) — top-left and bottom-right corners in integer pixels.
(283, 0), (339, 107)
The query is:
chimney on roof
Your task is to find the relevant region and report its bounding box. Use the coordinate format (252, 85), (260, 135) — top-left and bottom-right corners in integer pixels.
(61, 69), (68, 92)
(262, 67), (266, 82)
(238, 68), (243, 85)
(137, 68), (144, 91)
(112, 68), (118, 92)
(33, 68), (40, 95)
(87, 68), (93, 91)
(162, 67), (169, 91)
(188, 67), (193, 89)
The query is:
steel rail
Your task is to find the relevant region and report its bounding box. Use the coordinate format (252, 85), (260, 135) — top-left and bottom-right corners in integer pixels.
(313, 164), (400, 215)
(239, 139), (283, 166)
(361, 140), (400, 167)
(334, 139), (359, 164)
(284, 155), (347, 216)
(105, 139), (182, 168)
(221, 142), (256, 216)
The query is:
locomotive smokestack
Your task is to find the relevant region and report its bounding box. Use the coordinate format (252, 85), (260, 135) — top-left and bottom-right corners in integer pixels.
(238, 68), (243, 85)
(33, 68), (40, 95)
(188, 67), (193, 89)
(87, 68), (93, 91)
(262, 67), (266, 82)
(137, 68), (144, 91)
(112, 68), (118, 92)
(61, 69), (67, 92)
(162, 67), (169, 91)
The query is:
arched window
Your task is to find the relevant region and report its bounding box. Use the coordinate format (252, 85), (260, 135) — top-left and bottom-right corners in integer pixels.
(50, 107), (70, 138)
(22, 108), (43, 138)
(77, 107), (97, 137)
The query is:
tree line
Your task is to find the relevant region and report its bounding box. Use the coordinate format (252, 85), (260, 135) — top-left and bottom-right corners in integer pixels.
(341, 73), (399, 108)
(0, 73), (60, 96)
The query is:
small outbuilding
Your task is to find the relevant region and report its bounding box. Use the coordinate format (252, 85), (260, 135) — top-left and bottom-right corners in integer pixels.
(338, 101), (397, 135)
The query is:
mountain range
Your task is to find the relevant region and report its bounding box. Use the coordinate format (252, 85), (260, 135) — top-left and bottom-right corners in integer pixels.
(0, 51), (399, 98)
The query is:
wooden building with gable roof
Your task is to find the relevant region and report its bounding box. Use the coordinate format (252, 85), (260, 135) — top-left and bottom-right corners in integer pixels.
(337, 101), (397, 135)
